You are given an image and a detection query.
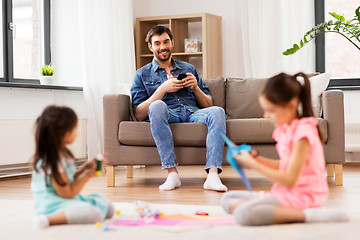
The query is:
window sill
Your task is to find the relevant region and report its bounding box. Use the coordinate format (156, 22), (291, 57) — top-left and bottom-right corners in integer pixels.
(0, 82), (83, 91)
(326, 78), (360, 91)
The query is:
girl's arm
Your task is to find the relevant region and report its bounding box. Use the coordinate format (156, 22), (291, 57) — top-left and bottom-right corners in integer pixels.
(249, 150), (280, 170)
(235, 138), (309, 188)
(51, 160), (96, 199)
(254, 156), (280, 170)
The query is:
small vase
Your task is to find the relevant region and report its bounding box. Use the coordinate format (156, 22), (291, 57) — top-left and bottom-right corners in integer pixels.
(40, 75), (54, 85)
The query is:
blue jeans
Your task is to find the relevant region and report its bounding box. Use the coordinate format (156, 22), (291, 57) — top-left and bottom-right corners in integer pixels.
(148, 100), (226, 173)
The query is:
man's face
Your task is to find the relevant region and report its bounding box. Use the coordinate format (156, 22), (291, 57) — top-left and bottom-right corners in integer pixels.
(148, 32), (174, 62)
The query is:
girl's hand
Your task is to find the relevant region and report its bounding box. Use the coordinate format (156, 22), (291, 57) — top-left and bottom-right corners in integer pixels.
(87, 152), (109, 177)
(83, 158), (97, 177)
(250, 149), (259, 159)
(233, 150), (257, 169)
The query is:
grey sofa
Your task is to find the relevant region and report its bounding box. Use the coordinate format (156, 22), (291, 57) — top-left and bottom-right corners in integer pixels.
(103, 77), (345, 187)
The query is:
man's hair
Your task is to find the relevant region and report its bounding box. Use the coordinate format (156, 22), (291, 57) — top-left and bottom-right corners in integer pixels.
(146, 25), (173, 45)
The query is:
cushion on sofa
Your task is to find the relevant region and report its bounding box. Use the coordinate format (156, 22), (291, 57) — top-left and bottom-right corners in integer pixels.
(226, 118), (275, 144)
(227, 118), (328, 144)
(119, 118), (328, 147)
(203, 76), (225, 108)
(226, 78), (267, 119)
(308, 73), (331, 117)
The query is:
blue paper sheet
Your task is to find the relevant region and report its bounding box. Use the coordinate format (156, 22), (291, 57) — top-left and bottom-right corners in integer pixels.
(221, 133), (252, 191)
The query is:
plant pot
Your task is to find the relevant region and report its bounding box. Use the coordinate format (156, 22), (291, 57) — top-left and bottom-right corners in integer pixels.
(40, 75), (54, 85)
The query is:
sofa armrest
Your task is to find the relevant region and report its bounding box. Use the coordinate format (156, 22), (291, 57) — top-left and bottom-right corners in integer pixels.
(103, 94), (131, 151)
(322, 90), (345, 164)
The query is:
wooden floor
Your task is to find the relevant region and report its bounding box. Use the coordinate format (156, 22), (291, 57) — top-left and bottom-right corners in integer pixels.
(0, 165), (359, 208)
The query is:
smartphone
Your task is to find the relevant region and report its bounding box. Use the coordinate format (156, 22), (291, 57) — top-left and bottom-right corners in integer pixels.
(177, 73), (187, 80)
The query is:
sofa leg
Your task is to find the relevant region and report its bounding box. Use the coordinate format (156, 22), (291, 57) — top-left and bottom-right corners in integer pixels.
(334, 164), (343, 186)
(106, 165), (115, 187)
(126, 166), (133, 178)
(327, 164), (335, 177)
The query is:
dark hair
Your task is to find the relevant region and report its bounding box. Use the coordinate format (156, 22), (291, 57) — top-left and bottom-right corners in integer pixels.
(146, 25), (173, 45)
(32, 105), (78, 186)
(261, 72), (325, 143)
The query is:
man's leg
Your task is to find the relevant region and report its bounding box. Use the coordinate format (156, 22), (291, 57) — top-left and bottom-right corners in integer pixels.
(148, 100), (181, 191)
(188, 106), (227, 191)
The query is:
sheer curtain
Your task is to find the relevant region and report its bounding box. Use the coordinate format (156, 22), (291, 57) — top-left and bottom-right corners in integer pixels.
(77, 0), (136, 158)
(235, 0), (315, 78)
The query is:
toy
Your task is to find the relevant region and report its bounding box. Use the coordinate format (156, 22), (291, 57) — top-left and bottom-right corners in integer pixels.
(134, 201), (161, 223)
(96, 222), (101, 228)
(195, 210), (209, 216)
(115, 210), (121, 216)
(102, 225), (115, 231)
(220, 133), (252, 191)
(95, 154), (103, 176)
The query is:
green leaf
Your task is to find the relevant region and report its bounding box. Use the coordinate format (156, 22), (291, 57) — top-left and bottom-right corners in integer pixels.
(283, 48), (297, 56)
(303, 35), (308, 43)
(329, 12), (345, 22)
(355, 6), (360, 22)
(300, 39), (304, 47)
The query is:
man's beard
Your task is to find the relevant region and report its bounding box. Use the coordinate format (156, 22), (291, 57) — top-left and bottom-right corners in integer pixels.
(155, 49), (171, 62)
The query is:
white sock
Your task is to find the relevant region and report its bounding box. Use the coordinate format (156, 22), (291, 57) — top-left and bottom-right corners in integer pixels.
(159, 172), (181, 191)
(203, 172), (228, 192)
(33, 215), (50, 230)
(304, 208), (349, 223)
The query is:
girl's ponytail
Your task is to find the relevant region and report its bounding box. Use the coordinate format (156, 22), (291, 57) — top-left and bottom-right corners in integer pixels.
(294, 73), (325, 143)
(294, 72), (314, 118)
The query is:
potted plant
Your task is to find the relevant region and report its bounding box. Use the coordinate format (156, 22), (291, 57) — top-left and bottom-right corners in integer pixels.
(283, 6), (360, 55)
(40, 63), (54, 85)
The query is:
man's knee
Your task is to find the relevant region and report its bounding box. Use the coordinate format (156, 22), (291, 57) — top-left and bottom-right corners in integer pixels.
(209, 106), (225, 120)
(148, 100), (167, 118)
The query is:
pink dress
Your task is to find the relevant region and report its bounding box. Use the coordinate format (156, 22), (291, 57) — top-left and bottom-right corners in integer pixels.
(270, 117), (328, 209)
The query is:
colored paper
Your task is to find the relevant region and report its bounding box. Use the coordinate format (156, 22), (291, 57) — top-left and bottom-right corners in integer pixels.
(220, 133), (252, 191)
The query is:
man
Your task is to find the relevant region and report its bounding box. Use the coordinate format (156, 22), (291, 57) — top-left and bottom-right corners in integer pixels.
(130, 25), (227, 192)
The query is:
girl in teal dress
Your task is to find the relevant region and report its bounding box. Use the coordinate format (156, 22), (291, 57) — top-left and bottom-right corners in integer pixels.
(31, 105), (114, 229)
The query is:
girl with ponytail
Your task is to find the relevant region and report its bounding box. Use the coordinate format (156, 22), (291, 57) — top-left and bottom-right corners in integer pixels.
(221, 73), (347, 226)
(31, 105), (114, 229)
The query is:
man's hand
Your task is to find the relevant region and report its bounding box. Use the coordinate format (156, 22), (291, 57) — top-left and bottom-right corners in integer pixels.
(181, 73), (198, 90)
(159, 78), (185, 93)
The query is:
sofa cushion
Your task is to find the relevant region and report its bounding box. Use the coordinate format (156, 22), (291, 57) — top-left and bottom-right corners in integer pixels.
(226, 78), (267, 119)
(227, 118), (328, 144)
(309, 73), (331, 117)
(203, 76), (225, 108)
(119, 121), (208, 146)
(119, 118), (328, 147)
(226, 118), (275, 144)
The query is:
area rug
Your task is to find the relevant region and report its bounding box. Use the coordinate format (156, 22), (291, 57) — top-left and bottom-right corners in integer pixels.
(0, 199), (359, 240)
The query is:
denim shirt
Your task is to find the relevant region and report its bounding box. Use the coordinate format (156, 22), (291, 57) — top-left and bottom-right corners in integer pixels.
(130, 58), (211, 119)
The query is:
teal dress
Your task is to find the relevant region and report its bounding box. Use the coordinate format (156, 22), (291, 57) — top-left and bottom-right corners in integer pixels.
(31, 158), (110, 218)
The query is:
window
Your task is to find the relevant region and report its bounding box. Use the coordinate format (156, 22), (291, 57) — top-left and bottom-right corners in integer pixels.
(315, 0), (360, 89)
(0, 0), (50, 84)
